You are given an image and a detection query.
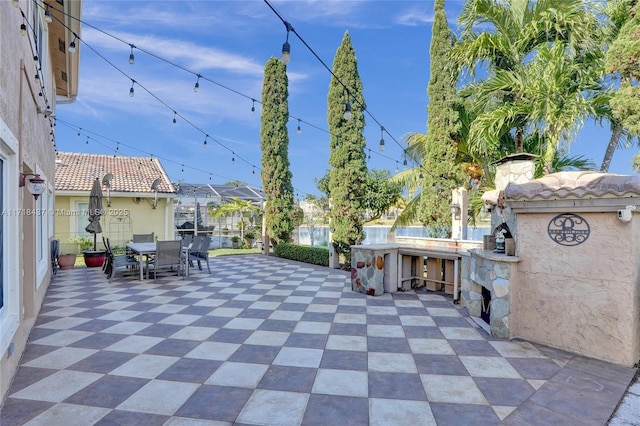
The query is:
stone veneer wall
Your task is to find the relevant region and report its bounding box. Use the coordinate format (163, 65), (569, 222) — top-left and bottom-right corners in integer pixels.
(462, 250), (519, 339)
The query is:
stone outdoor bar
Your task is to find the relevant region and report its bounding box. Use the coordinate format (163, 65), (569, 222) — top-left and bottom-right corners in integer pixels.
(460, 155), (640, 367)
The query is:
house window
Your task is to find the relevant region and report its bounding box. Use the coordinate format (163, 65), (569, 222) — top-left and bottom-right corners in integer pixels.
(76, 202), (89, 237)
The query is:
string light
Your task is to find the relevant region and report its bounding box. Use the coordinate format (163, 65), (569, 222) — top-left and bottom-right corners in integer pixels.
(129, 80), (135, 97)
(395, 162), (398, 173)
(20, 22), (27, 36)
(297, 119), (301, 134)
(68, 34), (77, 53)
(43, 4), (52, 23)
(343, 101), (352, 120)
(194, 74), (201, 92)
(251, 99), (256, 113)
(379, 126), (385, 151)
(128, 44), (135, 64)
(368, 149), (371, 160)
(203, 135), (208, 145)
(85, 136), (89, 144)
(172, 111), (177, 124)
(281, 21), (293, 65)
(231, 153), (235, 164)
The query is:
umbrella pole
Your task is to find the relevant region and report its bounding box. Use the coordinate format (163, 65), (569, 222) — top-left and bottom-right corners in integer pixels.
(94, 234), (97, 251)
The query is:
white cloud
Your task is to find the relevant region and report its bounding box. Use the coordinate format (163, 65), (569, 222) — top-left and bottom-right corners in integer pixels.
(395, 8), (434, 26)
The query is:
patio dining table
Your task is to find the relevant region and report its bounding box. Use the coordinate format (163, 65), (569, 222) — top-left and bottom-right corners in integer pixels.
(125, 242), (190, 280)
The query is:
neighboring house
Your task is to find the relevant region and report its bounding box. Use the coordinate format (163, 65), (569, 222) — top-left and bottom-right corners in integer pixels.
(0, 0), (82, 400)
(55, 152), (176, 252)
(174, 182), (264, 233)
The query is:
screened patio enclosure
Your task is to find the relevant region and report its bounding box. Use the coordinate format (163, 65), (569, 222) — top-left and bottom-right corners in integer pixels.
(173, 183), (264, 245)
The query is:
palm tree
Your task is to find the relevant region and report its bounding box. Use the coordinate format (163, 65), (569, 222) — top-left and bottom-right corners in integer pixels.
(213, 197), (261, 240)
(451, 0), (604, 171)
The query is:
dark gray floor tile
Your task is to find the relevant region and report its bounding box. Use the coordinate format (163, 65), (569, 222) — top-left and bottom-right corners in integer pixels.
(474, 377), (535, 406)
(174, 385), (253, 422)
(330, 323), (367, 336)
(278, 303), (308, 312)
(285, 333), (327, 349)
(397, 307), (430, 316)
(190, 315), (231, 328)
(368, 336), (411, 353)
(258, 365), (317, 392)
(156, 358), (222, 383)
(64, 375), (149, 408)
(335, 305), (367, 314)
(258, 319), (298, 332)
(128, 312), (171, 323)
(0, 397), (54, 425)
(94, 409), (169, 425)
(134, 323), (183, 338)
(26, 327), (61, 342)
(70, 307), (117, 318)
(18, 344), (59, 363)
(507, 357), (562, 380)
(67, 333), (124, 351)
(208, 328), (252, 343)
(238, 309), (273, 319)
(229, 344), (281, 364)
(144, 338), (200, 357)
(404, 325), (444, 339)
(301, 312), (334, 322)
(502, 400), (585, 426)
(367, 314), (402, 325)
(303, 394), (368, 425)
(433, 316), (473, 327)
(5, 367), (57, 394)
(449, 339), (501, 356)
(70, 319), (120, 332)
(68, 350), (136, 373)
(563, 356), (637, 385)
(414, 354), (469, 375)
(369, 372), (426, 400)
(321, 350), (368, 371)
(430, 402), (500, 426)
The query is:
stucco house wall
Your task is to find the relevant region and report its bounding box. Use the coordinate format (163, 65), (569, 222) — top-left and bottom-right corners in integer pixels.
(0, 0), (82, 400)
(510, 212), (640, 366)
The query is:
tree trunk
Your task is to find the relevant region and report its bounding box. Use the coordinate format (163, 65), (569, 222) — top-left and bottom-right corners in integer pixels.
(600, 122), (624, 172)
(515, 126), (524, 153)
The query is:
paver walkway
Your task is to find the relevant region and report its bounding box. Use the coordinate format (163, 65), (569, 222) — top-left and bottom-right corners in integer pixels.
(0, 254), (637, 425)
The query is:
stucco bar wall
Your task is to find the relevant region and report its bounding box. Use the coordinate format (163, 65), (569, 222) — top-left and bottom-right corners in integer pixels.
(510, 212), (640, 367)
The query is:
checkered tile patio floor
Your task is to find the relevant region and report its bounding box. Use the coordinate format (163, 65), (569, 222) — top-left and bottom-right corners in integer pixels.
(1, 255), (636, 425)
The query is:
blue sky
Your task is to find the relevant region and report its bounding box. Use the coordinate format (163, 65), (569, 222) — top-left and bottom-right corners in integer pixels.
(53, 0), (638, 198)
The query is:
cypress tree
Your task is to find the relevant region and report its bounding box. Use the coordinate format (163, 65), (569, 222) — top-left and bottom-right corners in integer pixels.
(260, 57), (294, 245)
(327, 31), (367, 257)
(418, 0), (462, 235)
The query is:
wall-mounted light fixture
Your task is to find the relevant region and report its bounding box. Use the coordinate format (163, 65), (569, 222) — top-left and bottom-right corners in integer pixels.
(19, 173), (46, 200)
(450, 203), (461, 220)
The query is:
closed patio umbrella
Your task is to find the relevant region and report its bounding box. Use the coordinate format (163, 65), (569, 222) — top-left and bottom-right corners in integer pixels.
(85, 177), (104, 251)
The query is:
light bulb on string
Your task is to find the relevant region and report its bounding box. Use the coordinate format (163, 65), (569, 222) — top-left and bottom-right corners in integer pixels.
(172, 111), (177, 124)
(85, 136), (89, 145)
(20, 22), (27, 36)
(203, 135), (208, 146)
(252, 166), (256, 175)
(343, 101), (352, 120)
(281, 22), (293, 64)
(194, 74), (201, 92)
(379, 126), (385, 151)
(251, 99), (256, 113)
(68, 34), (77, 53)
(77, 128), (81, 136)
(395, 162), (398, 173)
(297, 119), (301, 134)
(403, 158), (408, 167)
(181, 164), (184, 173)
(44, 4), (52, 23)
(129, 80), (135, 97)
(368, 149), (371, 160)
(231, 153), (235, 164)
(129, 44), (135, 64)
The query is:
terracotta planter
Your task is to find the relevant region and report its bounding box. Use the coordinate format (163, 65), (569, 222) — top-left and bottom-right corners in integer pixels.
(58, 254), (77, 269)
(83, 250), (106, 268)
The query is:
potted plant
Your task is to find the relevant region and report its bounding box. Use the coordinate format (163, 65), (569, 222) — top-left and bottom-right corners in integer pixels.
(222, 227), (229, 236)
(230, 235), (240, 248)
(70, 236), (105, 268)
(244, 230), (257, 247)
(57, 252), (77, 269)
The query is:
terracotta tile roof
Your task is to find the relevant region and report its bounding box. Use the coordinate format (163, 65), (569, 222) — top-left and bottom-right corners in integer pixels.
(505, 171), (640, 200)
(55, 152), (176, 194)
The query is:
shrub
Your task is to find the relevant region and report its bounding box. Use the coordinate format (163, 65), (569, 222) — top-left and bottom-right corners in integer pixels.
(273, 243), (329, 267)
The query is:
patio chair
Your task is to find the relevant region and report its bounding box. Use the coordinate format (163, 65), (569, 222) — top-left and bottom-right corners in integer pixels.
(181, 234), (192, 249)
(51, 239), (60, 275)
(132, 233), (154, 243)
(148, 240), (184, 280)
(188, 235), (211, 274)
(105, 237), (139, 282)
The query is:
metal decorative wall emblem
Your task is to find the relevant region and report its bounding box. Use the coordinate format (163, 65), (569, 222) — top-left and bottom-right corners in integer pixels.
(547, 213), (590, 246)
